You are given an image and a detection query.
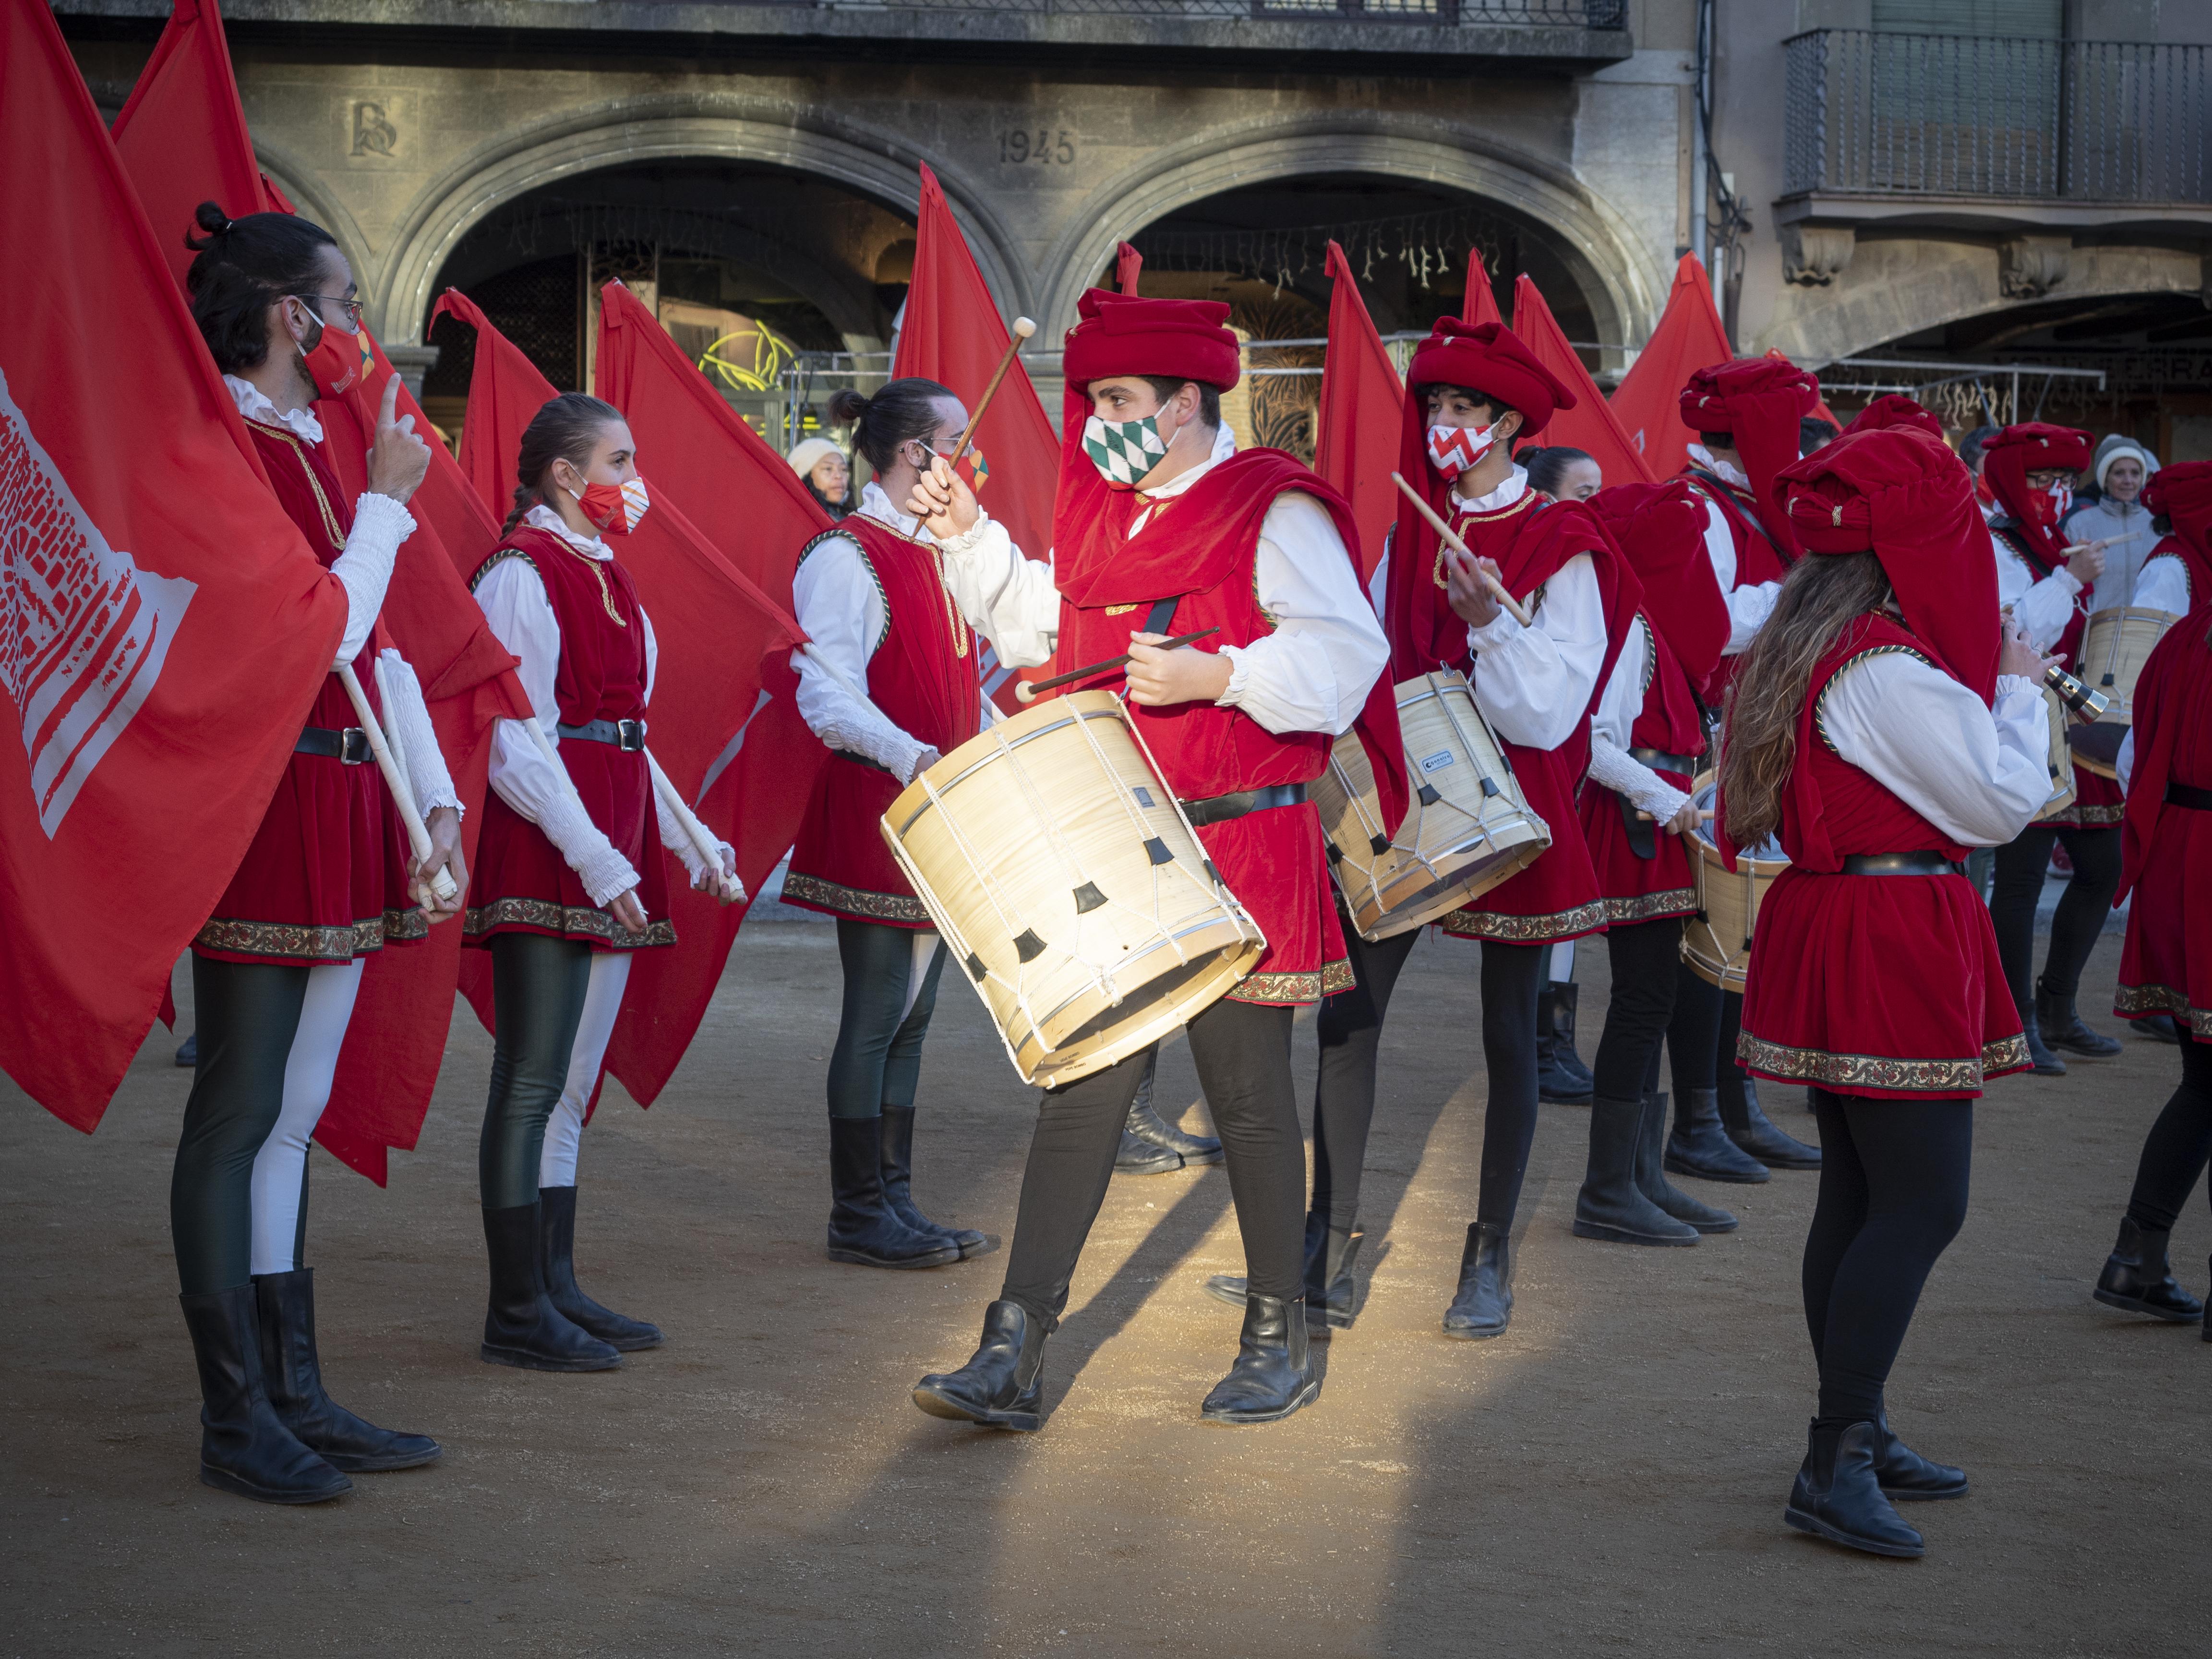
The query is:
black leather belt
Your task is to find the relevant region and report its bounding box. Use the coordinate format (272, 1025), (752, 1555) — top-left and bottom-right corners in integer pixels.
(1841, 851), (1965, 877)
(296, 725), (369, 764)
(1628, 746), (1701, 776)
(2168, 782), (2212, 811)
(1179, 781), (1307, 829)
(558, 718), (646, 751)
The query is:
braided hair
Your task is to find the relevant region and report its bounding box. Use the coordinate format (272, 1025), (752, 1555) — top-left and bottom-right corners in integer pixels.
(183, 201), (340, 375)
(504, 393), (627, 534)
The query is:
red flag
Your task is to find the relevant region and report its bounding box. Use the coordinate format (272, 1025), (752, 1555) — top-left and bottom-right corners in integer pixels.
(894, 163), (1060, 705)
(432, 290), (546, 525)
(1313, 242), (1403, 582)
(1609, 254), (1733, 478)
(1116, 241), (1144, 297)
(1, 0), (346, 1127)
(1462, 247), (1505, 329)
(1509, 274), (1655, 487)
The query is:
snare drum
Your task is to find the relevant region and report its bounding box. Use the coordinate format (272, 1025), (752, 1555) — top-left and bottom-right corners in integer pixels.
(2079, 606), (2181, 726)
(880, 689), (1265, 1089)
(1310, 671), (1550, 942)
(1681, 774), (1788, 992)
(2042, 686), (2079, 811)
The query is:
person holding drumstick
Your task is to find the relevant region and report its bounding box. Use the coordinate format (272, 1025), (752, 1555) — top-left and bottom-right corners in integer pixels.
(466, 394), (738, 1371)
(1726, 426), (2055, 1558)
(908, 290), (1391, 1428)
(174, 203), (460, 1502)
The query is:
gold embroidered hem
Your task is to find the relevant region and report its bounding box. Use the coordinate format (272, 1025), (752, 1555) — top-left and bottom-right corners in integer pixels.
(462, 896), (677, 950)
(1599, 889), (1696, 926)
(778, 872), (931, 926)
(1439, 899), (1611, 943)
(2035, 801), (2126, 827)
(194, 915), (387, 962)
(1226, 959), (1351, 1005)
(2116, 984), (2212, 1038)
(1736, 1031), (2018, 1095)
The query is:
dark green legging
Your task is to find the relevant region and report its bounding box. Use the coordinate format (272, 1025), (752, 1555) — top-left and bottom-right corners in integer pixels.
(828, 918), (946, 1119)
(480, 933), (592, 1210)
(171, 956), (310, 1297)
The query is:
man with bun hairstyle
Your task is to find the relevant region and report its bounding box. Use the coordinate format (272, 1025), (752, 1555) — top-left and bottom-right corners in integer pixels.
(906, 289), (1394, 1429)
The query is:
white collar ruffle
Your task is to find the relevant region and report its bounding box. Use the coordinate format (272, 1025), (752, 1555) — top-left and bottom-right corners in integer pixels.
(1137, 420), (1238, 502)
(524, 502), (612, 561)
(1452, 463), (1529, 515)
(225, 373), (322, 444)
(1686, 444), (1749, 488)
(857, 478), (929, 541)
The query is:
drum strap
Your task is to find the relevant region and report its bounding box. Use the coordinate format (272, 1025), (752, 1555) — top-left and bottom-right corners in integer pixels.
(1614, 791), (1656, 861)
(1142, 596), (1179, 637)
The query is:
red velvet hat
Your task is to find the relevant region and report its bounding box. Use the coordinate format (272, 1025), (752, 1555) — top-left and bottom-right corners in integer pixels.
(1844, 393), (1948, 445)
(1060, 289), (1242, 395)
(1591, 479), (1730, 690)
(1678, 358), (1820, 434)
(1407, 318), (1575, 432)
(1980, 422), (2092, 566)
(2142, 459), (2212, 538)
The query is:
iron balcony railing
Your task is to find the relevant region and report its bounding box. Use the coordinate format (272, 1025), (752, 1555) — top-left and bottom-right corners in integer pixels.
(761, 0), (1623, 22)
(1784, 28), (2211, 202)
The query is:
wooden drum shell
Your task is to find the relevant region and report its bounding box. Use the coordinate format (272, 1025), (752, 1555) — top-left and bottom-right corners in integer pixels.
(2078, 606), (2179, 727)
(1680, 773), (1789, 993)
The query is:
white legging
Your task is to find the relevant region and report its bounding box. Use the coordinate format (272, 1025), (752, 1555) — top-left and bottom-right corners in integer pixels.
(540, 951), (633, 1190)
(248, 959), (365, 1276)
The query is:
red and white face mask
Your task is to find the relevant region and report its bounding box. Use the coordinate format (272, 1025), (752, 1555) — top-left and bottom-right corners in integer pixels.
(571, 476), (651, 537)
(1426, 421), (1496, 480)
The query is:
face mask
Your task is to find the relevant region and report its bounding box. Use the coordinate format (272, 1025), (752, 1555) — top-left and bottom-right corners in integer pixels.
(1082, 412), (1167, 489)
(1426, 421), (1495, 479)
(293, 304), (365, 400)
(2050, 482), (2074, 520)
(570, 476), (650, 536)
(2024, 484), (2065, 531)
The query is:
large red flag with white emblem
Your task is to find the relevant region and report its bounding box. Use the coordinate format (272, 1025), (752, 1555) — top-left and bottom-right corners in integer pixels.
(1, 0), (346, 1126)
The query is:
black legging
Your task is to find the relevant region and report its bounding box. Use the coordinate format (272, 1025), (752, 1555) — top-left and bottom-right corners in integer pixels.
(1667, 961), (1723, 1100)
(1990, 824), (2122, 1006)
(2123, 1031), (2212, 1234)
(1802, 1091), (1973, 1423)
(1592, 917), (1682, 1105)
(828, 919), (946, 1119)
(999, 998), (1301, 1325)
(171, 956), (311, 1297)
(479, 933), (591, 1211)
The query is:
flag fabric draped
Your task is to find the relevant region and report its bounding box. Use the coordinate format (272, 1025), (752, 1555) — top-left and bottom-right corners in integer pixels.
(1, 0), (347, 1127)
(1609, 254), (1734, 478)
(1116, 241), (1144, 297)
(893, 163), (1060, 704)
(1461, 247), (1505, 329)
(1313, 241), (1404, 582)
(1510, 275), (1655, 487)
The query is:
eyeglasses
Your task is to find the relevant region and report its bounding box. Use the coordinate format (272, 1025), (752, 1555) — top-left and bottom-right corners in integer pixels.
(292, 293), (367, 329)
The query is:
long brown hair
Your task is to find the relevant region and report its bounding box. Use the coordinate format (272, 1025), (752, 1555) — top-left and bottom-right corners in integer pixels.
(1719, 549), (1893, 848)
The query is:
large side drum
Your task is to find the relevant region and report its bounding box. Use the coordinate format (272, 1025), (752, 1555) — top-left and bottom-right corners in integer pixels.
(1681, 774), (1789, 992)
(2041, 686), (2080, 815)
(880, 690), (1265, 1089)
(1310, 671), (1550, 943)
(2068, 606), (2179, 781)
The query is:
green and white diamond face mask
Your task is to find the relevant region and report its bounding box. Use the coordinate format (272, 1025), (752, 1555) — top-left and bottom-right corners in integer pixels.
(1082, 412), (1168, 489)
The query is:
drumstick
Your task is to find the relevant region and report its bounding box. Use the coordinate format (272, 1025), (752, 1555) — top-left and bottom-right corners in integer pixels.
(1389, 473), (1536, 628)
(645, 749), (744, 903)
(337, 662), (459, 907)
(946, 317), (1038, 470)
(1637, 808), (1717, 822)
(1012, 628), (1223, 704)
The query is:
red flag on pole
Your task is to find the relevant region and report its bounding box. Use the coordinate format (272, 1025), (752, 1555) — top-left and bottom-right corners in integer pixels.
(1116, 241), (1144, 297)
(894, 164), (1060, 706)
(432, 290), (547, 525)
(1509, 274), (1655, 487)
(1313, 241), (1404, 582)
(1461, 246), (1505, 329)
(1, 0), (347, 1128)
(1608, 254), (1734, 478)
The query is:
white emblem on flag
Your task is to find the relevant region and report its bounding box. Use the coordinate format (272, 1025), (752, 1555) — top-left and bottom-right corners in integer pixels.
(0, 367), (196, 836)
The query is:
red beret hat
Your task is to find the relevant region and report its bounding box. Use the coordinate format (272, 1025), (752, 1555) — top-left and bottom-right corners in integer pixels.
(1061, 289), (1241, 395)
(1981, 422), (2091, 475)
(1407, 318), (1576, 433)
(1844, 393), (1948, 444)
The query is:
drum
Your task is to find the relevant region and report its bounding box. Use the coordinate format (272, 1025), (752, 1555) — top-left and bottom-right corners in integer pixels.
(880, 689), (1265, 1089)
(2078, 606), (2180, 726)
(1681, 774), (1788, 992)
(2042, 687), (2080, 811)
(1310, 671), (1550, 943)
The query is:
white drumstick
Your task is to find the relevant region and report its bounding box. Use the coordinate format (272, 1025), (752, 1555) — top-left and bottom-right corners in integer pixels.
(646, 748), (743, 903)
(337, 661), (458, 906)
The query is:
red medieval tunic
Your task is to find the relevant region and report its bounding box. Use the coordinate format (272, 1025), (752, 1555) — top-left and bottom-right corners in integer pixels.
(194, 419), (421, 967)
(1736, 615), (2030, 1097)
(783, 515), (982, 928)
(463, 525), (673, 951)
(1992, 518), (2125, 829)
(2113, 604), (2212, 1038)
(1577, 614), (1706, 926)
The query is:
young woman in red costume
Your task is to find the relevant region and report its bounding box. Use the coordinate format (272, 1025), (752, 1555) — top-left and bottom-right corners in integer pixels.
(907, 290), (1393, 1428)
(467, 394), (737, 1372)
(176, 203), (458, 1503)
(1725, 426), (2055, 1558)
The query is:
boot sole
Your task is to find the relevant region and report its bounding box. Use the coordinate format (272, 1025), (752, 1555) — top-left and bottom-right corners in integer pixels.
(1539, 1091), (1594, 1106)
(2092, 1287), (2206, 1323)
(479, 1343), (622, 1372)
(1783, 1505), (1924, 1558)
(826, 1244), (962, 1270)
(1572, 1217), (1700, 1247)
(1441, 1321), (1506, 1341)
(200, 1464), (352, 1504)
(1113, 1157), (1185, 1175)
(1882, 1480), (1969, 1502)
(1669, 1215), (1740, 1235)
(1741, 1151), (1822, 1171)
(1200, 1376), (1321, 1426)
(2045, 1041), (2121, 1058)
(956, 1235), (1002, 1260)
(1663, 1149), (1771, 1184)
(320, 1445), (444, 1473)
(911, 1384), (1039, 1432)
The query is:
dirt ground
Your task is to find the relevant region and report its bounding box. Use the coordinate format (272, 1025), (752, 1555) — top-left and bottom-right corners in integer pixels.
(3, 913), (2206, 1658)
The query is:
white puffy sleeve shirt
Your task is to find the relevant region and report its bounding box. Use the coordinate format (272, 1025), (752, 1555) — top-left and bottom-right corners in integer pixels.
(2134, 553), (2194, 617)
(1585, 615), (1692, 819)
(1817, 658), (2053, 847)
(1991, 523), (2085, 655)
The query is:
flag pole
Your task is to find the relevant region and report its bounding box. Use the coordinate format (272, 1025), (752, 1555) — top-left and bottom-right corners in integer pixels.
(1389, 472), (1536, 627)
(946, 316), (1037, 469)
(339, 661), (459, 906)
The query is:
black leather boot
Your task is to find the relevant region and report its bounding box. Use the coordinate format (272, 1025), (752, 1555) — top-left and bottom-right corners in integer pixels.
(827, 1115), (961, 1268)
(1200, 1292), (1320, 1424)
(480, 1203), (622, 1372)
(879, 1107), (995, 1260)
(2137, 1013), (2183, 1045)
(1871, 1411), (1968, 1500)
(180, 1284), (350, 1504)
(2093, 1216), (2206, 1322)
(1125, 1095), (1224, 1166)
(1114, 1126), (1183, 1174)
(913, 1300), (1047, 1431)
(174, 1032), (197, 1068)
(2038, 981), (2123, 1058)
(1442, 1222), (1513, 1339)
(1536, 981), (1595, 1105)
(1203, 1212), (1364, 1332)
(2017, 991), (2066, 1075)
(253, 1268), (440, 1473)
(1574, 1095), (1700, 1245)
(1638, 1092), (1737, 1234)
(1664, 1086), (1771, 1183)
(539, 1186), (664, 1350)
(1719, 1077), (1822, 1170)
(1784, 1419), (1925, 1557)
